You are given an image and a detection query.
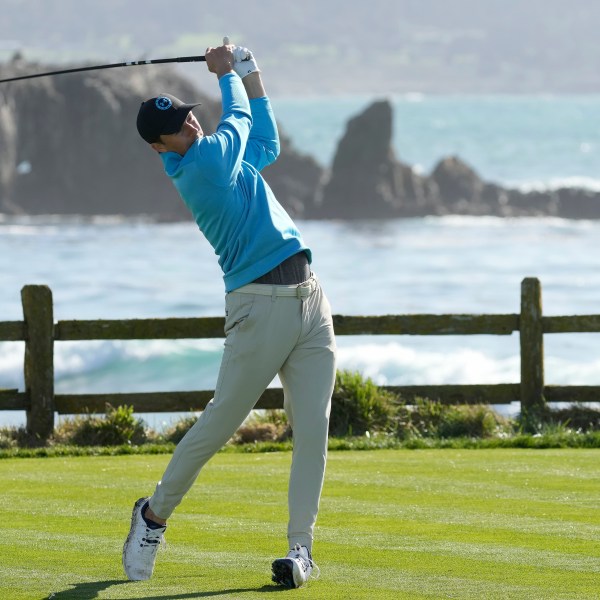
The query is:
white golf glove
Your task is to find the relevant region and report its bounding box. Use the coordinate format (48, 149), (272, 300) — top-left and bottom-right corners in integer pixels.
(232, 45), (260, 78)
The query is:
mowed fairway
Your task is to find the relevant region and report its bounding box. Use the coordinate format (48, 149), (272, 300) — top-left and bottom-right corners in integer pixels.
(1, 449), (599, 599)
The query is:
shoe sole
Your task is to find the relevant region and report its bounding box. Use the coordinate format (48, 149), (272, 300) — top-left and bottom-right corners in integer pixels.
(271, 558), (297, 588)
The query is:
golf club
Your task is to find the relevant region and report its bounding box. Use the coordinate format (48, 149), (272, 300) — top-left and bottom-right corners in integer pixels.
(0, 55), (207, 84)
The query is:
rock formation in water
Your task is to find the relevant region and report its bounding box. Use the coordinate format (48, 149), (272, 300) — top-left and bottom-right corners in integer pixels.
(315, 99), (600, 219)
(314, 100), (436, 219)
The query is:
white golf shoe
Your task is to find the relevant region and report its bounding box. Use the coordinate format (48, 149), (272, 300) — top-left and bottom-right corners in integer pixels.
(122, 497), (166, 581)
(271, 544), (319, 588)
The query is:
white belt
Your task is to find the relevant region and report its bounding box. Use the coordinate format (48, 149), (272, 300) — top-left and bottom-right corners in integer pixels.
(233, 276), (317, 299)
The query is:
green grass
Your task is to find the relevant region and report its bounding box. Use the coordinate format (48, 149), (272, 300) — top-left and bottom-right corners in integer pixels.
(1, 449), (599, 599)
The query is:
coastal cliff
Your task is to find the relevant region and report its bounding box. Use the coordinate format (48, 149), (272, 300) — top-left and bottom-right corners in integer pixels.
(0, 59), (320, 221)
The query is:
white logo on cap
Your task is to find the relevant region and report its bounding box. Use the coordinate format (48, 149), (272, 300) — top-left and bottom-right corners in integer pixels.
(155, 97), (173, 110)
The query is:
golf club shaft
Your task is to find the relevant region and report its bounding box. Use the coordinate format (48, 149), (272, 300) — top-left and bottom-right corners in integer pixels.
(0, 55), (207, 83)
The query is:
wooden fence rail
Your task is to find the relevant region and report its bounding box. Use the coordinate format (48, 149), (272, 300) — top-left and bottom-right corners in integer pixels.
(1, 277), (599, 440)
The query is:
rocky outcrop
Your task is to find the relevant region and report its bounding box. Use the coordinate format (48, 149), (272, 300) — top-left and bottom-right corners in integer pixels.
(316, 99), (600, 220)
(0, 59), (323, 220)
(1, 62), (199, 219)
(314, 100), (437, 218)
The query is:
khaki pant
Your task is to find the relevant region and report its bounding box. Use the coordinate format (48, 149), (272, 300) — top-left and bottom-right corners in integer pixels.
(149, 275), (337, 550)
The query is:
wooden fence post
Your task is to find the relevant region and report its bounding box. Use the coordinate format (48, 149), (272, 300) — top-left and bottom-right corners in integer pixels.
(520, 277), (545, 429)
(21, 285), (54, 440)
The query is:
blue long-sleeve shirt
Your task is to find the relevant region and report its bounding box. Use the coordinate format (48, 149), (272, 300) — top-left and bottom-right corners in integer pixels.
(160, 73), (311, 292)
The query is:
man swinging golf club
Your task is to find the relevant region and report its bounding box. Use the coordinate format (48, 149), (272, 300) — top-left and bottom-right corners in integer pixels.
(123, 39), (337, 589)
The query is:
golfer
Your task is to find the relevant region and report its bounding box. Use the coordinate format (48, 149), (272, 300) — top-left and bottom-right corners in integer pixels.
(122, 41), (337, 589)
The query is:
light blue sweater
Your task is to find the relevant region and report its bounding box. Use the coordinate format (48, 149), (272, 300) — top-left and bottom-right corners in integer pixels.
(160, 73), (311, 292)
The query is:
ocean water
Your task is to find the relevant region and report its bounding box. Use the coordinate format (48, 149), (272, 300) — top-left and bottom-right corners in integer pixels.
(2, 95), (600, 430)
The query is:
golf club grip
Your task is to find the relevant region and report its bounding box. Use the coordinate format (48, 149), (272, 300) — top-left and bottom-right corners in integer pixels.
(0, 55), (207, 84)
(146, 56), (207, 65)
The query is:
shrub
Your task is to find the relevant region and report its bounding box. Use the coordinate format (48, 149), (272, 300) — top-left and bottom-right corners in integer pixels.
(54, 404), (148, 446)
(437, 404), (511, 438)
(0, 428), (17, 450)
(233, 409), (291, 444)
(396, 398), (512, 439)
(540, 403), (600, 433)
(329, 370), (398, 437)
(162, 415), (198, 444)
(234, 422), (282, 444)
(396, 397), (443, 439)
(162, 409), (290, 445)
(514, 403), (600, 434)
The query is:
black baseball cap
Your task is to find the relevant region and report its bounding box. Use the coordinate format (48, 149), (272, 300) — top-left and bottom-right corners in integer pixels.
(136, 93), (201, 143)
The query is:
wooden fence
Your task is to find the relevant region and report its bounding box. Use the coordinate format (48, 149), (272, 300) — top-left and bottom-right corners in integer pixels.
(1, 277), (600, 440)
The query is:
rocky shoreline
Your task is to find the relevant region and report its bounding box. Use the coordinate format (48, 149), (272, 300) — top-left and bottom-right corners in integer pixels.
(1, 60), (599, 221)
